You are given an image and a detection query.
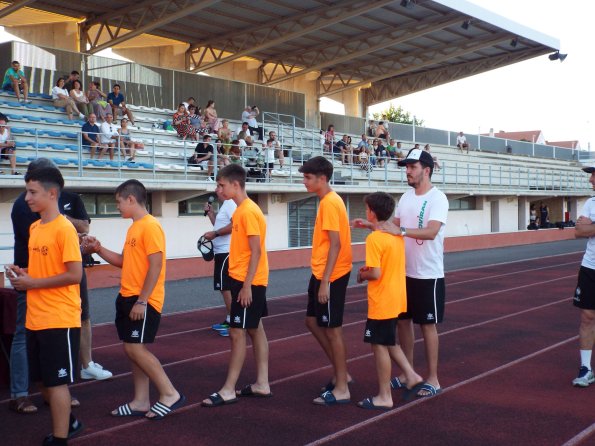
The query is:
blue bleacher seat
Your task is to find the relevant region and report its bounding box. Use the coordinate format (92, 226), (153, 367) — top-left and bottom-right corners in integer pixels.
(62, 132), (77, 139)
(41, 105), (56, 111)
(40, 94), (52, 100)
(35, 143), (49, 149)
(27, 156), (37, 161)
(6, 114), (20, 120)
(25, 116), (41, 122)
(52, 158), (69, 165)
(15, 156), (28, 163)
(6, 101), (22, 108)
(44, 119), (60, 125)
(88, 160), (106, 167)
(46, 130), (62, 137)
(107, 160), (122, 168)
(65, 145), (78, 151)
(25, 104), (40, 110)
(124, 162), (139, 168)
(50, 144), (66, 150)
(139, 162), (154, 169)
(11, 128), (26, 134)
(81, 160), (90, 166)
(15, 141), (29, 148)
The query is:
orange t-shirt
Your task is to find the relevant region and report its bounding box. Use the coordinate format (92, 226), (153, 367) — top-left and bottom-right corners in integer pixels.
(120, 214), (166, 313)
(26, 214), (82, 330)
(311, 191), (352, 281)
(365, 231), (407, 319)
(228, 199), (268, 286)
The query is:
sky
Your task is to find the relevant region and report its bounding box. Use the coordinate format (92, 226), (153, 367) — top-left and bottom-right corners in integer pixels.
(327, 0), (595, 150)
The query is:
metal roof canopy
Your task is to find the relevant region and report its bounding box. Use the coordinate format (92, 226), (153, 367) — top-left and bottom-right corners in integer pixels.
(1, 0), (560, 104)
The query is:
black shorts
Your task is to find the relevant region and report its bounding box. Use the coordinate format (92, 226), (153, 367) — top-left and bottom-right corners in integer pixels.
(229, 277), (268, 329)
(1, 147), (13, 160)
(399, 277), (445, 324)
(574, 266), (595, 310)
(363, 318), (397, 346)
(27, 327), (80, 387)
(115, 294), (161, 343)
(214, 253), (231, 291)
(80, 268), (89, 321)
(306, 271), (351, 328)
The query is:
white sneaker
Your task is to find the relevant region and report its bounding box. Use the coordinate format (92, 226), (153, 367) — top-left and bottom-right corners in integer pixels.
(81, 361), (113, 380)
(572, 366), (595, 387)
(79, 113), (85, 119)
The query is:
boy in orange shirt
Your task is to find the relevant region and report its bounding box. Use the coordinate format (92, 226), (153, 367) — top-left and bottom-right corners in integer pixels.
(356, 192), (424, 410)
(202, 164), (271, 407)
(299, 156), (353, 405)
(7, 166), (83, 445)
(84, 179), (184, 419)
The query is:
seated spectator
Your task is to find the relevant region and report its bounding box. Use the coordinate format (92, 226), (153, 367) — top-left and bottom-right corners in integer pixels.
(188, 105), (207, 134)
(82, 113), (100, 158)
(63, 70), (80, 92)
(87, 81), (111, 122)
(218, 119), (233, 152)
(357, 134), (370, 153)
(424, 144), (440, 170)
(241, 135), (255, 150)
(203, 99), (221, 132)
(229, 139), (242, 164)
(376, 121), (389, 141)
(236, 122), (251, 142)
(242, 105), (263, 141)
(268, 130), (285, 169)
(182, 96), (195, 111)
(172, 104), (198, 141)
(214, 138), (230, 168)
(98, 113), (119, 160)
(334, 134), (352, 164)
(373, 138), (388, 167)
(2, 61), (30, 103)
(355, 145), (371, 172)
(118, 118), (143, 161)
(53, 77), (84, 120)
(367, 119), (377, 137)
(70, 80), (93, 118)
(107, 84), (135, 125)
(386, 139), (398, 161)
(325, 125), (335, 147)
(457, 131), (469, 153)
(189, 134), (215, 180)
(0, 118), (19, 175)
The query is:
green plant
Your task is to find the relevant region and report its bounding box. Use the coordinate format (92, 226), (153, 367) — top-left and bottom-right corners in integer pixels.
(372, 104), (424, 126)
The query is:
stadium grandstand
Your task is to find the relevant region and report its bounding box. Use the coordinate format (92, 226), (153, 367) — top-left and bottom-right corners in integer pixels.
(0, 0), (588, 264)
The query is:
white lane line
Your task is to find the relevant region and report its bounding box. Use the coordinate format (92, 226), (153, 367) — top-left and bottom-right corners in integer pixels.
(561, 423), (595, 446)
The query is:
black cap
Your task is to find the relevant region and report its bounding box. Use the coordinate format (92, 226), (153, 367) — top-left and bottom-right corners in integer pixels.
(582, 164), (595, 173)
(397, 148), (434, 168)
(197, 236), (214, 261)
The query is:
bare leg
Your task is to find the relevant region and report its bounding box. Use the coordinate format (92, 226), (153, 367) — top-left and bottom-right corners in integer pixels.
(396, 318), (415, 383)
(579, 309), (595, 350)
(314, 326), (349, 401)
(246, 321), (270, 394)
(44, 384), (71, 439)
(370, 345), (393, 407)
(79, 319), (92, 369)
(221, 290), (232, 313)
(419, 323), (440, 394)
(11, 80), (21, 101)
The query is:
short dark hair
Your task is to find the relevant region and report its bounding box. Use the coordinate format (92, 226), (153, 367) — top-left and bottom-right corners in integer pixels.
(73, 79), (82, 89)
(113, 83), (121, 89)
(25, 166), (64, 192)
(420, 159), (434, 178)
(364, 192), (395, 222)
(27, 157), (57, 173)
(115, 179), (146, 206)
(298, 156), (333, 181)
(71, 70), (79, 76)
(187, 97), (195, 101)
(217, 164), (246, 188)
(11, 60), (19, 65)
(55, 78), (65, 86)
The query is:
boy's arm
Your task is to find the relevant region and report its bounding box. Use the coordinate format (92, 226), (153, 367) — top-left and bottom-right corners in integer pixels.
(64, 214), (90, 234)
(575, 216), (595, 238)
(318, 230), (340, 304)
(10, 261), (82, 291)
(84, 236), (124, 267)
(238, 235), (261, 307)
(358, 266), (380, 283)
(129, 252), (162, 321)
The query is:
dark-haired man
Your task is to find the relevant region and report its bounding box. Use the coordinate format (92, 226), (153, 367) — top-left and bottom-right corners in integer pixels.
(2, 60), (30, 103)
(107, 84), (135, 125)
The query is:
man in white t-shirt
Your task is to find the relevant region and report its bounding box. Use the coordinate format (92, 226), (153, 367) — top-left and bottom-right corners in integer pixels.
(241, 106), (263, 141)
(572, 164), (595, 387)
(203, 190), (237, 337)
(98, 113), (119, 160)
(456, 131), (469, 153)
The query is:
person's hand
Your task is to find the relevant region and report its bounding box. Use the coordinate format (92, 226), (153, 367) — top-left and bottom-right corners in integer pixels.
(378, 220), (401, 235)
(82, 235), (101, 254)
(9, 268), (34, 291)
(238, 285), (252, 308)
(129, 302), (146, 321)
(577, 216), (593, 226)
(351, 218), (372, 229)
(357, 266), (369, 284)
(203, 231), (217, 241)
(318, 279), (330, 304)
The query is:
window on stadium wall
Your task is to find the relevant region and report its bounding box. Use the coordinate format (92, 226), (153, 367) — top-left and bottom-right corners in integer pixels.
(448, 196), (476, 210)
(179, 196), (217, 216)
(80, 193), (152, 217)
(288, 195), (371, 248)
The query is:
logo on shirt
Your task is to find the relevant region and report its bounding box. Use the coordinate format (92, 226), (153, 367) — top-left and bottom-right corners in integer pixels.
(63, 202), (71, 211)
(58, 368), (67, 378)
(234, 316), (241, 324)
(365, 329), (372, 337)
(426, 313), (435, 321)
(418, 200), (428, 228)
(130, 238), (137, 247)
(131, 330), (140, 338)
(41, 246), (49, 256)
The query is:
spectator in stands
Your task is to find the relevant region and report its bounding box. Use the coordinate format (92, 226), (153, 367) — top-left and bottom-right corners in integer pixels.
(190, 134), (215, 180)
(214, 138), (230, 168)
(263, 138), (276, 180)
(98, 113), (118, 160)
(69, 80), (92, 119)
(325, 125), (335, 147)
(268, 130), (285, 169)
(229, 139), (242, 164)
(529, 204), (538, 229)
(182, 96), (195, 111)
(0, 118), (19, 175)
(368, 119), (377, 137)
(172, 104), (199, 141)
(540, 203), (549, 228)
(241, 135), (255, 150)
(63, 70), (80, 92)
(52, 77), (84, 120)
(356, 145), (371, 172)
(107, 84), (135, 125)
(358, 134), (370, 153)
(335, 134), (351, 165)
(82, 113), (100, 158)
(386, 139), (398, 162)
(2, 61), (30, 103)
(374, 138), (388, 168)
(456, 131), (469, 153)
(237, 122), (251, 141)
(242, 105), (263, 141)
(87, 81), (111, 122)
(376, 121), (389, 141)
(188, 105), (206, 134)
(204, 99), (221, 132)
(218, 119), (233, 152)
(118, 118), (143, 162)
(424, 144), (440, 170)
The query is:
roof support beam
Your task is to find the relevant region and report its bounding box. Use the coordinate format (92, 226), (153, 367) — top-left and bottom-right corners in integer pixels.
(80, 0), (220, 54)
(362, 47), (549, 106)
(317, 33), (512, 97)
(0, 0), (37, 19)
(186, 0), (395, 72)
(260, 14), (462, 85)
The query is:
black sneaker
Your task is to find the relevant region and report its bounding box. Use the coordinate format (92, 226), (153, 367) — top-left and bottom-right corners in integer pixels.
(68, 418), (84, 438)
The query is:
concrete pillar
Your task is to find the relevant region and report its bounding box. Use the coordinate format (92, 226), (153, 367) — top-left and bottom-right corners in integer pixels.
(518, 197), (529, 230)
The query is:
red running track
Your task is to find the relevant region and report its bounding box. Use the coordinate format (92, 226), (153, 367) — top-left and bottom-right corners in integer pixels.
(2, 252), (594, 446)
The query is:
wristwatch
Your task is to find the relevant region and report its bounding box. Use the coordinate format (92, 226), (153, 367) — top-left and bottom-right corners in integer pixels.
(214, 230), (219, 237)
(400, 227), (407, 237)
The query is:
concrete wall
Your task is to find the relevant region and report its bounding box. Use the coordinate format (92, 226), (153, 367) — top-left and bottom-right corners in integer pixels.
(6, 23), (78, 52)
